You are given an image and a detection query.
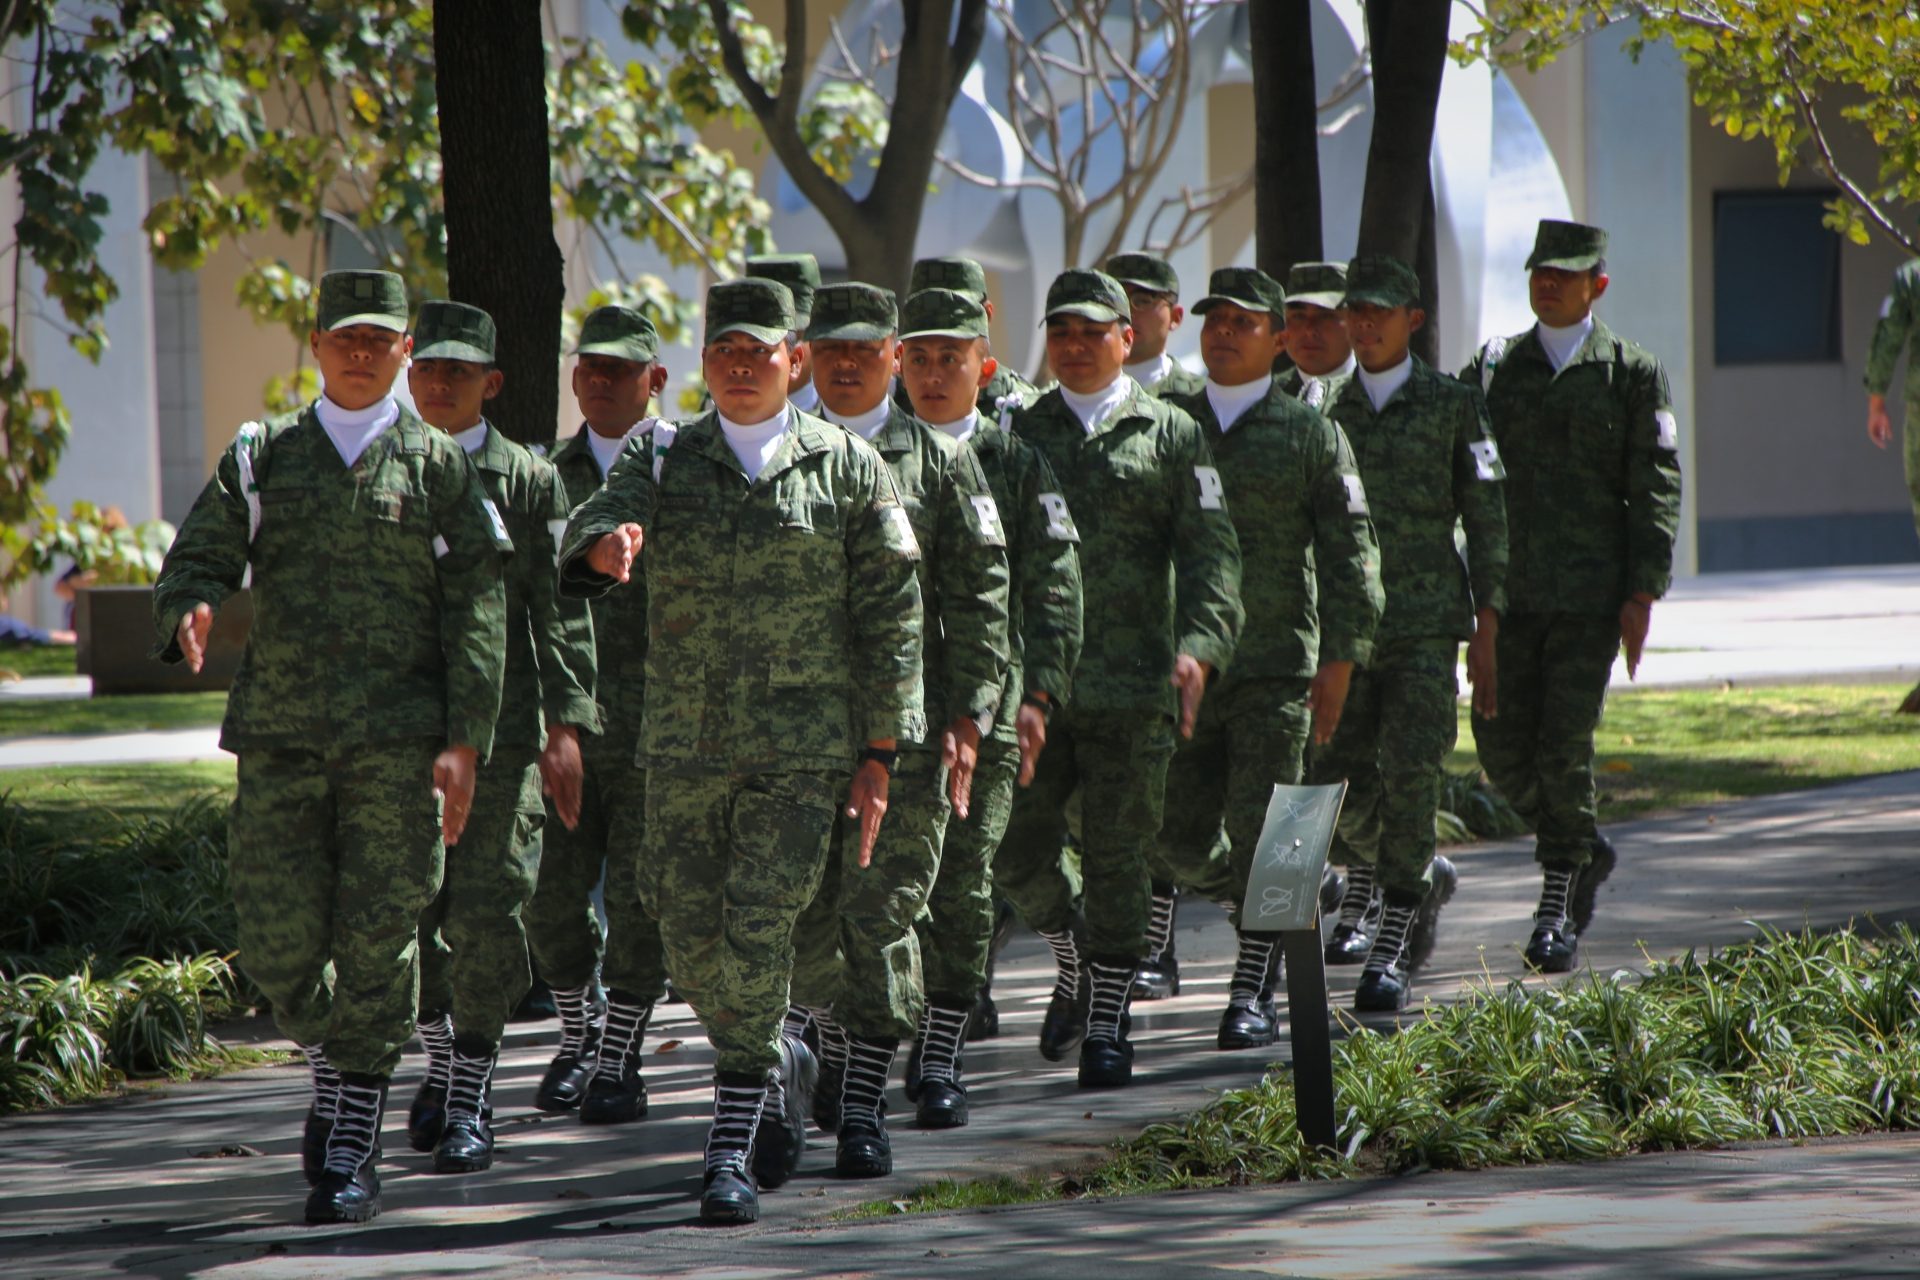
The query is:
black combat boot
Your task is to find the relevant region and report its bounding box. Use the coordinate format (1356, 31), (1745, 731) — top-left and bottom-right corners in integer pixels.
(1355, 857), (1458, 1012)
(1036, 927), (1090, 1061)
(751, 1033), (817, 1190)
(432, 1033), (498, 1173)
(297, 1043), (341, 1186)
(1217, 932), (1281, 1050)
(1077, 959), (1138, 1088)
(1571, 835), (1618, 935)
(913, 998), (973, 1129)
(1524, 864), (1581, 973)
(1131, 883), (1181, 1000)
(1324, 864), (1380, 965)
(834, 1035), (898, 1177)
(578, 990), (652, 1125)
(534, 982), (600, 1112)
(304, 1074), (387, 1224)
(1404, 855), (1459, 974)
(406, 1011), (454, 1153)
(806, 1008), (848, 1133)
(699, 1071), (767, 1225)
(1319, 863), (1346, 918)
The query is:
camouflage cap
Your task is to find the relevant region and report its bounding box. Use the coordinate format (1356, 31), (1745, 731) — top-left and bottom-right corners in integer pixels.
(900, 288), (990, 340)
(1526, 219), (1609, 272)
(316, 269), (409, 332)
(1192, 266), (1285, 316)
(1284, 261), (1348, 311)
(1042, 268), (1131, 325)
(744, 253), (820, 325)
(704, 277), (796, 345)
(573, 305), (659, 363)
(1104, 251), (1180, 297)
(1340, 254), (1422, 309)
(806, 282), (898, 342)
(910, 256), (989, 303)
(410, 299), (496, 364)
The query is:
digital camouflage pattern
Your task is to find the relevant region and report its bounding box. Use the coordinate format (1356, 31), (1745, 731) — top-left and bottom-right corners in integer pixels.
(917, 735), (1020, 999)
(1275, 363), (1352, 411)
(316, 268), (409, 331)
(1865, 256), (1920, 530)
(1137, 359), (1207, 401)
(744, 253), (819, 326)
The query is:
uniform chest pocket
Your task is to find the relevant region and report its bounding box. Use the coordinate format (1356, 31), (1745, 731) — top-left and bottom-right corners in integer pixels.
(364, 489), (415, 524)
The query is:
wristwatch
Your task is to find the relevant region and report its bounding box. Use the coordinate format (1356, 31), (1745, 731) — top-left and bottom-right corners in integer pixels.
(1020, 692), (1054, 721)
(858, 746), (899, 773)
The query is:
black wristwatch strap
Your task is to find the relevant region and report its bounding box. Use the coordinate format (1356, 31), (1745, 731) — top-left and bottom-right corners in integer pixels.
(1020, 692), (1054, 720)
(858, 746), (899, 772)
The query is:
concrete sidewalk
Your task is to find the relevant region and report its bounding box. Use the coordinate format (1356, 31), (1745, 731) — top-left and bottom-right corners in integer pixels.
(4, 771), (1918, 1279)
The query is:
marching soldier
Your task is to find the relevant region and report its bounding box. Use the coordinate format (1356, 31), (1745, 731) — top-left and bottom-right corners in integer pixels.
(898, 255), (1043, 416)
(151, 270), (508, 1223)
(746, 252), (823, 415)
(559, 278), (924, 1225)
(1108, 251), (1207, 399)
(1463, 219), (1681, 972)
(1311, 254), (1506, 1013)
(521, 306), (675, 1124)
(1279, 261), (1358, 407)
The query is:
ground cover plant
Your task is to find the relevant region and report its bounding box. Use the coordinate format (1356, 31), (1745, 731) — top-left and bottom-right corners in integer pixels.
(857, 923), (1920, 1214)
(0, 690), (227, 738)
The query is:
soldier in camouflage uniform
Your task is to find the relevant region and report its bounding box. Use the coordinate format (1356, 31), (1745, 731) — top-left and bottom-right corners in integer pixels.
(151, 270), (508, 1224)
(1152, 268), (1383, 1048)
(784, 282), (1010, 1176)
(522, 306), (674, 1126)
(1462, 220), (1682, 973)
(1310, 254), (1507, 1013)
(1108, 251), (1207, 400)
(400, 301), (599, 1174)
(1278, 262), (1357, 407)
(558, 278), (925, 1226)
(1866, 250), (1920, 535)
(892, 287), (1083, 1129)
(747, 253), (823, 415)
(996, 268), (1243, 1089)
(893, 256), (1044, 418)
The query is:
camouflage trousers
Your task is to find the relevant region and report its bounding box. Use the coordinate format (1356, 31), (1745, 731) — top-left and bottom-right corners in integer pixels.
(228, 738), (443, 1079)
(996, 708), (1173, 962)
(1152, 677), (1313, 931)
(417, 752), (542, 1048)
(1906, 403), (1920, 538)
(522, 740), (668, 1000)
(916, 736), (1019, 1001)
(1309, 637), (1458, 901)
(641, 768), (837, 1075)
(1471, 611), (1620, 869)
(792, 745), (951, 1041)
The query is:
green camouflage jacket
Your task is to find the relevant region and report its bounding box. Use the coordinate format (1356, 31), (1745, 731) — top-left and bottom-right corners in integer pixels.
(152, 403), (509, 757)
(1011, 378), (1244, 715)
(860, 405), (1011, 742)
(1326, 359), (1508, 644)
(558, 410), (925, 775)
(1136, 359), (1207, 401)
(1461, 319), (1681, 611)
(464, 422), (598, 753)
(1867, 258), (1920, 405)
(893, 363), (1044, 424)
(950, 419), (1084, 743)
(1166, 382), (1383, 684)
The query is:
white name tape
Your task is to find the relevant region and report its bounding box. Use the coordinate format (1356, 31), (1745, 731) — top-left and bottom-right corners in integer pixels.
(1342, 473), (1370, 515)
(1655, 409), (1679, 450)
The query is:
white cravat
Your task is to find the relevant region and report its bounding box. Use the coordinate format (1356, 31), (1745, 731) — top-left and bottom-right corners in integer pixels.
(585, 419), (653, 478)
(790, 383), (822, 415)
(315, 393), (400, 467)
(828, 399), (892, 442)
(1205, 374), (1272, 433)
(932, 409), (981, 444)
(1123, 352), (1172, 389)
(717, 406), (792, 483)
(1357, 356), (1413, 412)
(450, 423), (488, 455)
(1059, 374), (1133, 435)
(1536, 315), (1595, 371)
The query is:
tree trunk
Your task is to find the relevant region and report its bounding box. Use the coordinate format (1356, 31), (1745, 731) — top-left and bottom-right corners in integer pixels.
(1250, 0), (1323, 279)
(432, 0), (566, 447)
(1355, 0), (1448, 365)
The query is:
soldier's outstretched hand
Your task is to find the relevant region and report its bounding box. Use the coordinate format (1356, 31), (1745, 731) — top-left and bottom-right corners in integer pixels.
(539, 724), (584, 830)
(1868, 396), (1893, 449)
(176, 602), (214, 674)
(1170, 654), (1212, 740)
(1467, 608), (1499, 719)
(1016, 696), (1049, 787)
(847, 755), (892, 868)
(941, 716), (981, 819)
(586, 523), (645, 583)
(1619, 596), (1653, 680)
(435, 744), (480, 845)
(1307, 659), (1355, 746)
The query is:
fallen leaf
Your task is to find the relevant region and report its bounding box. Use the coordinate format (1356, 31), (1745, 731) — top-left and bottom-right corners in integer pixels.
(1600, 760), (1634, 773)
(657, 1039), (684, 1053)
(193, 1145), (264, 1159)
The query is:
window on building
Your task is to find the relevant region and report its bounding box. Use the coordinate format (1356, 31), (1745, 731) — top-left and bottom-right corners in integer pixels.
(1713, 191), (1842, 365)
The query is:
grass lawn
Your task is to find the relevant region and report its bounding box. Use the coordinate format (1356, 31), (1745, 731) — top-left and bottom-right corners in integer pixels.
(1447, 682), (1920, 824)
(0, 759), (235, 820)
(0, 646), (78, 679)
(0, 690), (227, 738)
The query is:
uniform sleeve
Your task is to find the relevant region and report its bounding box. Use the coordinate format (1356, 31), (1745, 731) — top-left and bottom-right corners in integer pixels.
(557, 437), (657, 598)
(1011, 444), (1083, 706)
(1865, 268), (1915, 396)
(1452, 386), (1509, 617)
(150, 437), (252, 662)
(528, 456), (601, 735)
(848, 458), (927, 745)
(933, 447), (1012, 731)
(430, 448), (510, 759)
(1623, 353), (1684, 601)
(1167, 411), (1245, 674)
(1308, 418), (1385, 668)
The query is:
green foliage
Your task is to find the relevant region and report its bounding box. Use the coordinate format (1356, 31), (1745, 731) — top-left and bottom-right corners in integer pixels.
(1457, 1), (1920, 253)
(1, 501), (175, 593)
(1436, 767), (1529, 844)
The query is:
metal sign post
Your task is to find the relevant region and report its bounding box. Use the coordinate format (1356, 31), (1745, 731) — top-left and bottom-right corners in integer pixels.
(1241, 781), (1347, 1153)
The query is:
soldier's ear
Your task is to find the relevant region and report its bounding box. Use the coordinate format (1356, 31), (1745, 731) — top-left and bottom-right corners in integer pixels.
(1592, 273), (1611, 300)
(309, 330), (323, 361)
(978, 355), (998, 389)
(1170, 303), (1185, 329)
(648, 364), (669, 396)
(1408, 308), (1427, 334)
(483, 367), (505, 401)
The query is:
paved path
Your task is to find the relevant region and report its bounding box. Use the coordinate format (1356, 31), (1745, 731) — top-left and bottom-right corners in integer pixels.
(4, 772), (1918, 1278)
